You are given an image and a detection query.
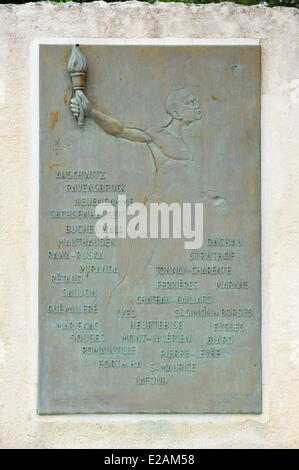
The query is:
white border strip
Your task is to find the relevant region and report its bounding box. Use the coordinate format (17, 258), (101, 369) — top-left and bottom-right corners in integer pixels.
(30, 39), (39, 392)
(35, 37), (259, 46)
(261, 95), (270, 395)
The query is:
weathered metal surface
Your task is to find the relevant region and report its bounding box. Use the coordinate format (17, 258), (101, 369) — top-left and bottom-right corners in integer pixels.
(38, 44), (261, 414)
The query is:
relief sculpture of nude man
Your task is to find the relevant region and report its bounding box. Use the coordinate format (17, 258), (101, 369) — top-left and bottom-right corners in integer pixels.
(70, 88), (228, 301)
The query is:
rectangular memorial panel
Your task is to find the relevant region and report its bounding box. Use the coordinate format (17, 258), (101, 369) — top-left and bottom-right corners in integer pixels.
(38, 44), (261, 413)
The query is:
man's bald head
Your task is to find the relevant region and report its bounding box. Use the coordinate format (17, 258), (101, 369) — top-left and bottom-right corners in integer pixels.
(165, 88), (201, 122)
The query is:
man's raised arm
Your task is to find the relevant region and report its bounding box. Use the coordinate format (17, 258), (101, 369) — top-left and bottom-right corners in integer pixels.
(70, 90), (152, 143)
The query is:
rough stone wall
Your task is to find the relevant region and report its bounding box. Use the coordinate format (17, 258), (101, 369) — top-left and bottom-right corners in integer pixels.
(0, 2), (298, 448)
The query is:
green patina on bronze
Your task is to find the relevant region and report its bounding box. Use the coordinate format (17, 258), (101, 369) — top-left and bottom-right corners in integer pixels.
(38, 44), (261, 414)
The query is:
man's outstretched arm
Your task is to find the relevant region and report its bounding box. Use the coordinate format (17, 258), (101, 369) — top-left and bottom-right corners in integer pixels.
(70, 91), (152, 143)
(90, 108), (151, 143)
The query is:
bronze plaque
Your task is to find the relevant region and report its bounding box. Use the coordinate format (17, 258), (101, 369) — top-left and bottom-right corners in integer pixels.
(38, 44), (261, 413)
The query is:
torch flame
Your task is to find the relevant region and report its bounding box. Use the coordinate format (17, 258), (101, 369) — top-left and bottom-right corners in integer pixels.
(67, 45), (87, 74)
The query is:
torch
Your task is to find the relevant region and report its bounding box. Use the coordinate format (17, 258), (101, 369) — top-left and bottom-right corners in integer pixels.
(67, 44), (88, 127)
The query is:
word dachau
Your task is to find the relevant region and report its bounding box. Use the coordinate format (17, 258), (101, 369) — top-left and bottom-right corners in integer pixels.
(95, 195), (203, 249)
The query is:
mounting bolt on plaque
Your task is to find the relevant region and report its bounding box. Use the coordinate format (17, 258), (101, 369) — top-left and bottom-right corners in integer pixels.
(67, 45), (87, 126)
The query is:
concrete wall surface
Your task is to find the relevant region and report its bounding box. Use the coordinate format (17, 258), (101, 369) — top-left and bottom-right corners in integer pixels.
(0, 2), (298, 448)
